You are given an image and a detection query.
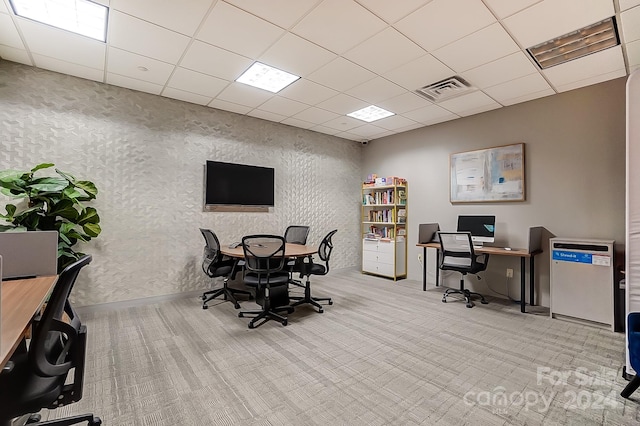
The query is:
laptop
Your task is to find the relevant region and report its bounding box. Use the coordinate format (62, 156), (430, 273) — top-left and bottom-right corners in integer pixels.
(0, 231), (58, 279)
(418, 223), (440, 244)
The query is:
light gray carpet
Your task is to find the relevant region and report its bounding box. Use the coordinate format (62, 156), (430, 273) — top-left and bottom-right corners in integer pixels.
(47, 269), (640, 425)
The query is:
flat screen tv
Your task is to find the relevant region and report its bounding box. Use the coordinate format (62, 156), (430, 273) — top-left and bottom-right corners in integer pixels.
(456, 215), (496, 244)
(204, 161), (275, 208)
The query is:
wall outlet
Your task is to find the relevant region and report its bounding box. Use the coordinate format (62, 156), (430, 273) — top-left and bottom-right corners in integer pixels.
(506, 268), (514, 278)
(418, 253), (423, 264)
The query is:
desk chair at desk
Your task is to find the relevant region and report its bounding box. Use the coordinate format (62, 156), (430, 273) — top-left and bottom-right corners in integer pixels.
(438, 232), (489, 308)
(0, 255), (101, 426)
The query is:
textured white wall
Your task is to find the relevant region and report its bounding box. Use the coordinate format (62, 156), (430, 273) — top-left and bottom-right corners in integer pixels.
(363, 77), (627, 307)
(0, 62), (363, 306)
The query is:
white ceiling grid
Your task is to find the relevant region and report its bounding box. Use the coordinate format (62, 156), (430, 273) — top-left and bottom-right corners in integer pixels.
(0, 0), (638, 142)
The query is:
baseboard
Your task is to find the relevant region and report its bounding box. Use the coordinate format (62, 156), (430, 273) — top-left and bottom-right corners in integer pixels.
(75, 289), (204, 315)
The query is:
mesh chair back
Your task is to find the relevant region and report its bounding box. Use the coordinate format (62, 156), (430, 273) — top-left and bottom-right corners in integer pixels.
(284, 225), (310, 245)
(200, 228), (222, 277)
(242, 235), (286, 274)
(318, 229), (338, 264)
(30, 255), (92, 379)
(438, 232), (474, 269)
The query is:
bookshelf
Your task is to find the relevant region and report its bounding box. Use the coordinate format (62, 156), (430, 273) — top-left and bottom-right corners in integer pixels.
(361, 178), (407, 280)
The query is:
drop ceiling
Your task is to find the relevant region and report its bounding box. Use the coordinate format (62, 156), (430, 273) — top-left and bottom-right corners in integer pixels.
(1, 0), (639, 142)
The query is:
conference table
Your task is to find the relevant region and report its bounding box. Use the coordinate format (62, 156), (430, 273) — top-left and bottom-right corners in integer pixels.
(1, 276), (58, 370)
(416, 243), (542, 313)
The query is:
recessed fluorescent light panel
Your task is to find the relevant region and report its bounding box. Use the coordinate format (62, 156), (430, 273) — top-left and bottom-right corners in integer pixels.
(10, 0), (108, 42)
(347, 105), (395, 123)
(236, 62), (300, 93)
(527, 17), (620, 69)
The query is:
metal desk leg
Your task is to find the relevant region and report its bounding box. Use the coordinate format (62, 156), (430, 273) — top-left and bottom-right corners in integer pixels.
(529, 256), (535, 307)
(521, 256), (526, 313)
(423, 247), (427, 291)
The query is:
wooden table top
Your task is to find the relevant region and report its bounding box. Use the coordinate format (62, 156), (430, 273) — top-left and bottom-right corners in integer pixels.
(1, 275), (58, 370)
(220, 243), (317, 258)
(416, 242), (536, 258)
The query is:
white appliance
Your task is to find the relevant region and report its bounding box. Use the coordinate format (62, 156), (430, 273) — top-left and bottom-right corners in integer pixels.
(550, 237), (615, 331)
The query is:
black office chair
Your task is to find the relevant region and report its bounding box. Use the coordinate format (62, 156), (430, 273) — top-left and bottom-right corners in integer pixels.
(290, 229), (337, 313)
(622, 313), (640, 398)
(238, 235), (294, 328)
(437, 231), (489, 308)
(200, 228), (250, 309)
(284, 225), (310, 288)
(0, 255), (101, 426)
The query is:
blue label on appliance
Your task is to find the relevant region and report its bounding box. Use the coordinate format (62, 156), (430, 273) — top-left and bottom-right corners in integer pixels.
(552, 250), (593, 264)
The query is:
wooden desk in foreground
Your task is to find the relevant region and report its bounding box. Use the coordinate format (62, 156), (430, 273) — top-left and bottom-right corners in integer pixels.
(220, 243), (317, 258)
(416, 243), (542, 313)
(1, 276), (58, 370)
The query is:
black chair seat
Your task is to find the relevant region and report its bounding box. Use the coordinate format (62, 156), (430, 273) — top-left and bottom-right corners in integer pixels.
(243, 272), (289, 287)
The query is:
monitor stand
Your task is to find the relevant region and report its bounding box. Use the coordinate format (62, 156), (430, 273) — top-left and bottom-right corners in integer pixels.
(472, 241), (484, 249)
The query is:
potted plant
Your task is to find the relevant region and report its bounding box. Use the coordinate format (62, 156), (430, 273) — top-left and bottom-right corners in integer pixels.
(0, 163), (101, 271)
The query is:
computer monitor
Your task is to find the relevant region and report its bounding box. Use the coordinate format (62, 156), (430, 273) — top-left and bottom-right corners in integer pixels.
(457, 215), (496, 245)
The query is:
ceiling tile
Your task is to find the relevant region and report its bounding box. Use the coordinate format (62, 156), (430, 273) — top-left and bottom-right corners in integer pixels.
(438, 91), (501, 116)
(108, 47), (174, 85)
(0, 1), (9, 13)
(106, 73), (164, 95)
(208, 99), (252, 114)
(0, 46), (31, 65)
(395, 0), (496, 52)
(292, 107), (339, 124)
(432, 23), (520, 72)
(167, 67), (229, 97)
(18, 19), (105, 69)
(248, 109), (286, 123)
(621, 6), (640, 43)
(180, 41), (253, 81)
(347, 123), (387, 138)
(355, 0), (432, 24)
(109, 11), (190, 64)
(343, 27), (425, 75)
(32, 54), (104, 82)
(280, 117), (315, 129)
(403, 104), (458, 124)
(307, 57), (376, 92)
(335, 131), (364, 141)
(323, 116), (366, 131)
(543, 46), (625, 90)
(483, 73), (553, 105)
(346, 77), (406, 104)
(278, 79), (338, 105)
(503, 0), (614, 48)
(384, 54), (454, 91)
(162, 87), (212, 105)
(620, 0), (640, 11)
(461, 52), (538, 89)
(292, 0), (387, 54)
(110, 0), (213, 36)
(310, 124), (341, 135)
(377, 92), (432, 114)
(316, 93), (369, 115)
(224, 0), (320, 29)
(482, 0), (541, 19)
(197, 2), (285, 58)
(0, 13), (24, 49)
(259, 33), (336, 77)
(372, 114), (418, 131)
(552, 69), (627, 93)
(628, 39), (640, 69)
(216, 82), (273, 108)
(257, 96), (309, 116)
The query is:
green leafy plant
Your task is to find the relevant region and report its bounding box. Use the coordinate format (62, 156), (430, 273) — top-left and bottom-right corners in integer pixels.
(0, 163), (101, 271)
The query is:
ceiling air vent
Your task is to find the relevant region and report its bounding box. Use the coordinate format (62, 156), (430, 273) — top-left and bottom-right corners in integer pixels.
(415, 76), (474, 103)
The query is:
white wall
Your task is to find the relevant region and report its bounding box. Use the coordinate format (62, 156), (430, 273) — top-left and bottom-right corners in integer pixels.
(0, 62), (363, 306)
(363, 78), (627, 307)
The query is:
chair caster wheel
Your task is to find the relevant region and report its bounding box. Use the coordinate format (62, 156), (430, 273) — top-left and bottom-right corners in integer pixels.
(234, 304), (240, 309)
(238, 312), (244, 318)
(481, 300), (488, 304)
(282, 320), (287, 326)
(248, 323), (255, 329)
(201, 295), (206, 300)
(328, 301), (333, 305)
(202, 305), (208, 310)
(442, 297), (447, 303)
(466, 303), (473, 308)
(92, 418), (102, 426)
(318, 308), (324, 313)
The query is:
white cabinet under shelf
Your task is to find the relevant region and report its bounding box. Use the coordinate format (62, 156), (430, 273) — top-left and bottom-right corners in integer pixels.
(362, 238), (406, 279)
